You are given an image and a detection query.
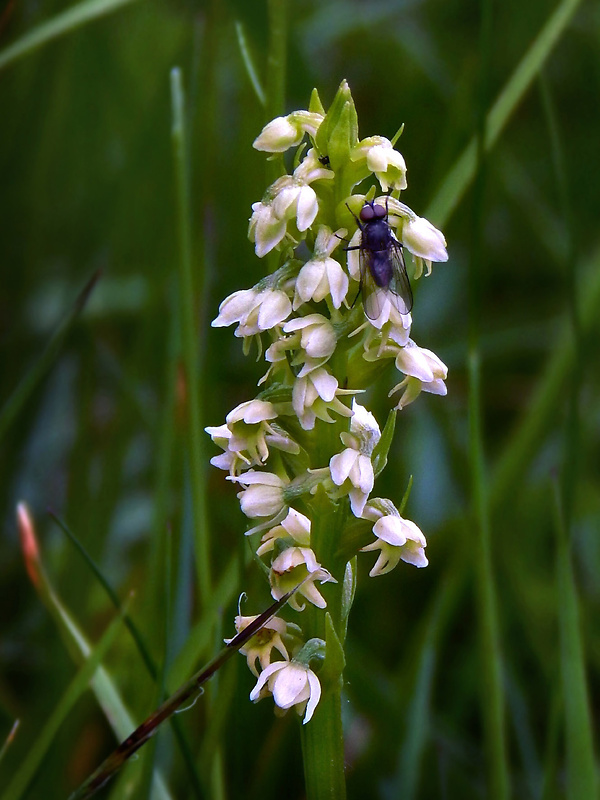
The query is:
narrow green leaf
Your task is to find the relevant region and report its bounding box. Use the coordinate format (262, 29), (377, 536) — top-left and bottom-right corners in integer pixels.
(49, 512), (156, 678)
(68, 584), (308, 800)
(16, 505), (172, 800)
(308, 87), (325, 116)
(3, 610), (126, 800)
(319, 612), (345, 687)
(170, 66), (212, 606)
(339, 558), (357, 641)
(0, 271), (99, 443)
(398, 475), (413, 516)
(0, 721), (20, 766)
(0, 0), (141, 72)
(234, 21), (266, 107)
(49, 512), (203, 799)
(491, 247), (600, 510)
(391, 622), (436, 799)
(167, 554), (239, 689)
(372, 408), (397, 478)
(387, 568), (463, 800)
(426, 0), (584, 226)
(553, 487), (598, 800)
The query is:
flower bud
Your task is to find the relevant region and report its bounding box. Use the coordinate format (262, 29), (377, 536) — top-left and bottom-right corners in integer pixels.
(402, 216), (448, 262)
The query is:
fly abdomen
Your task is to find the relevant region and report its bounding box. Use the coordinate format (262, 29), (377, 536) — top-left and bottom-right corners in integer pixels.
(370, 251), (394, 287)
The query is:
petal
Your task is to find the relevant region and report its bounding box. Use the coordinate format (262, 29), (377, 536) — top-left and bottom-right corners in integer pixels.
(292, 378), (309, 419)
(295, 260), (325, 303)
(212, 289), (257, 327)
(369, 546), (401, 576)
(401, 545), (429, 568)
(310, 369), (338, 402)
(204, 423), (231, 443)
(302, 325), (336, 359)
(366, 145), (390, 173)
(253, 116), (302, 152)
(330, 449), (359, 485)
(227, 399), (277, 425)
(272, 186), (299, 220)
(229, 471), (285, 487)
(373, 516), (407, 546)
(349, 488), (368, 517)
(395, 345), (436, 382)
(303, 671), (322, 723)
(355, 455), (375, 493)
(402, 216), (448, 262)
(257, 291), (292, 330)
(422, 378), (447, 396)
(295, 186), (319, 231)
(249, 661), (286, 701)
(272, 664), (307, 708)
(255, 217), (288, 257)
(346, 230), (362, 281)
(325, 259), (349, 308)
(300, 580), (328, 608)
(239, 485), (284, 518)
(282, 509), (311, 543)
(210, 453), (234, 471)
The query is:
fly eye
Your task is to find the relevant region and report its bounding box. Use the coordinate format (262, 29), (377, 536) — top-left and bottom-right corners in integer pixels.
(360, 205), (375, 221)
(372, 204), (386, 218)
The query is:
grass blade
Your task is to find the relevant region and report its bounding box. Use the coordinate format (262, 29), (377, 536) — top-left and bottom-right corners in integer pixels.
(387, 599), (440, 799)
(235, 21), (266, 107)
(48, 511), (205, 797)
(170, 66), (212, 606)
(2, 609), (126, 800)
(68, 582), (310, 800)
(0, 722), (20, 766)
(466, 0), (509, 793)
(16, 504), (172, 800)
(490, 244), (600, 510)
(48, 511), (156, 678)
(426, 0), (584, 226)
(0, 0), (140, 72)
(553, 486), (598, 800)
(0, 271), (99, 444)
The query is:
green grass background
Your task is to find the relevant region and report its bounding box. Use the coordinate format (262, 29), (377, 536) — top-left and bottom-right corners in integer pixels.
(0, 0), (599, 797)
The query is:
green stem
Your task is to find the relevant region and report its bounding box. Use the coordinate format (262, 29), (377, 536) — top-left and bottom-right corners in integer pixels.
(299, 440), (348, 798)
(301, 689), (346, 800)
(170, 68), (211, 607)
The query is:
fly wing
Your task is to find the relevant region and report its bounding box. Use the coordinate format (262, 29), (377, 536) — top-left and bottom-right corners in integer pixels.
(386, 239), (413, 315)
(359, 240), (413, 320)
(359, 247), (386, 321)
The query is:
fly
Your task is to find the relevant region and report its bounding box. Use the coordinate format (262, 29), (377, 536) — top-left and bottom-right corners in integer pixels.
(346, 199), (413, 320)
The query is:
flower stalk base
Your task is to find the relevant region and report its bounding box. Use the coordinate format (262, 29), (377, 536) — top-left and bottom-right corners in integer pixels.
(301, 688), (346, 800)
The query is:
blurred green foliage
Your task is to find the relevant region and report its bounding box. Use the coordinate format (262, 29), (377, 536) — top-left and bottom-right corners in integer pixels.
(1, 0), (599, 798)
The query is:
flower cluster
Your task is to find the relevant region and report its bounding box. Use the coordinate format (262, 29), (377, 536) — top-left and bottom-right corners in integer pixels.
(208, 82), (448, 723)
